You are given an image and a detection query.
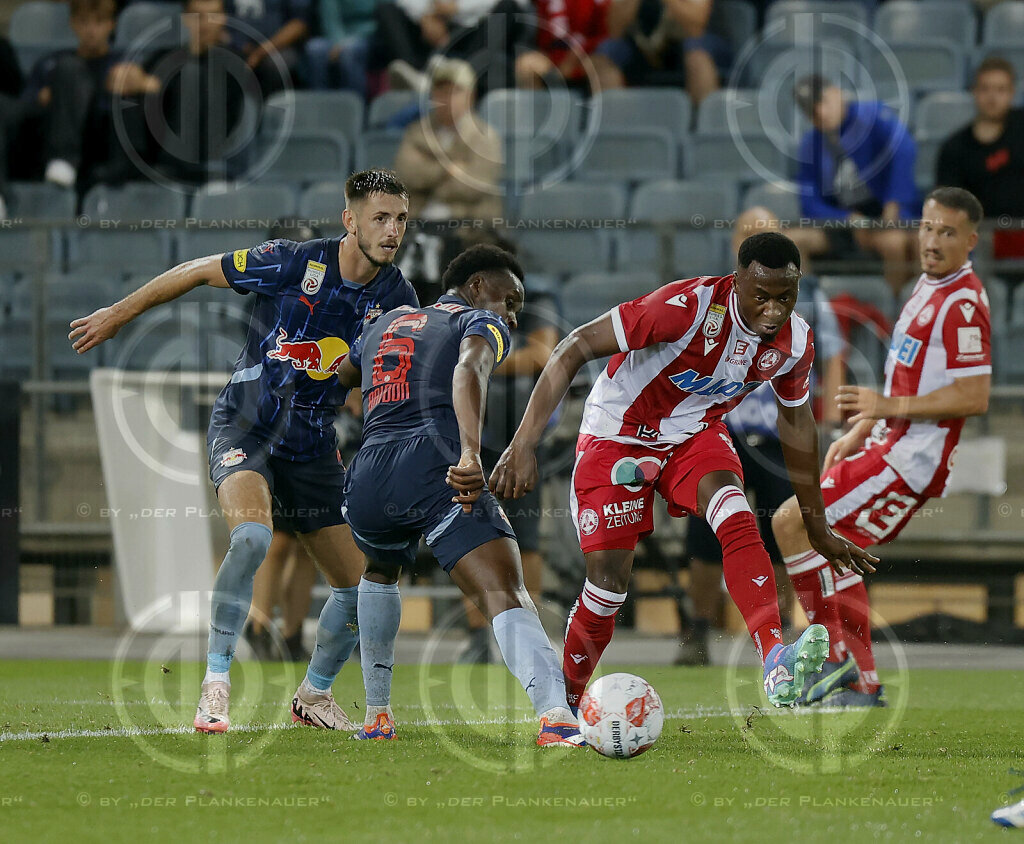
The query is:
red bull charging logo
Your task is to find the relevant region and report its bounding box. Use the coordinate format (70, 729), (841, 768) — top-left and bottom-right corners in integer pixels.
(266, 327), (349, 381)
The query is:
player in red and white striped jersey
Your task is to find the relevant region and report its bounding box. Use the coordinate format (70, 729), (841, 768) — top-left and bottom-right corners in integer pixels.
(773, 187), (992, 707)
(490, 232), (878, 709)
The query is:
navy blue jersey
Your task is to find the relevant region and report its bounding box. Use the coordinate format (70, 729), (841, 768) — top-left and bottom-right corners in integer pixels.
(211, 236), (418, 461)
(349, 294), (512, 448)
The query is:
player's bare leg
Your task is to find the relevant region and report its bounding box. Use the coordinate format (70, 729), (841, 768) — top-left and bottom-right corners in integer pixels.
(460, 547), (542, 664)
(288, 524), (365, 730)
(246, 530), (293, 659)
(196, 471), (274, 733)
(562, 548), (634, 711)
(449, 538), (583, 747)
(773, 497), (873, 704)
(694, 471), (827, 707)
(281, 543), (318, 659)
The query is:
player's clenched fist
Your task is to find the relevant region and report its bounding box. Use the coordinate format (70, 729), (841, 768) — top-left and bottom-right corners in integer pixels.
(488, 439), (537, 500)
(447, 452), (485, 513)
(68, 306), (125, 353)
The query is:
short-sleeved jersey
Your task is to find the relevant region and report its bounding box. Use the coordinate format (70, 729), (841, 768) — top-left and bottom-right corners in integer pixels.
(349, 294), (512, 448)
(580, 275), (815, 447)
(211, 236), (419, 461)
(871, 262), (992, 497)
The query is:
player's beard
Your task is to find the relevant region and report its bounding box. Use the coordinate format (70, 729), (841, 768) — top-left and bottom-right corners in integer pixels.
(357, 232), (395, 268)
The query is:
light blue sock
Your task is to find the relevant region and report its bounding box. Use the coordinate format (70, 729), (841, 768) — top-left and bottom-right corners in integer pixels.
(492, 607), (568, 716)
(207, 522), (273, 674)
(304, 585), (360, 692)
(358, 578), (402, 707)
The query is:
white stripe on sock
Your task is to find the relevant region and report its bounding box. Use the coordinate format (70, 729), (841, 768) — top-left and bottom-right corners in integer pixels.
(580, 578), (626, 617)
(706, 485), (751, 534)
(784, 550), (828, 576)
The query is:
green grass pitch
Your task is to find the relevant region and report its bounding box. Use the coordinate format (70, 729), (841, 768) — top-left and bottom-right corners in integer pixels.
(0, 659), (1021, 843)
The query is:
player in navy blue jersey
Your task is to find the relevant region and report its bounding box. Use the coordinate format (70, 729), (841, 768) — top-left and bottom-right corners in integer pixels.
(330, 244), (583, 746)
(69, 170), (418, 733)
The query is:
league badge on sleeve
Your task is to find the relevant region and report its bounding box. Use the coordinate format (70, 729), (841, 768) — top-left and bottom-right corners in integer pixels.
(301, 260), (327, 295)
(703, 303), (726, 355)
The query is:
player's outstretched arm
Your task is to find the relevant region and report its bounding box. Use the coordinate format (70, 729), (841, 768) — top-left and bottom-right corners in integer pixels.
(68, 254), (229, 354)
(836, 376), (990, 423)
(489, 315), (621, 499)
(776, 398), (879, 576)
(447, 335), (496, 513)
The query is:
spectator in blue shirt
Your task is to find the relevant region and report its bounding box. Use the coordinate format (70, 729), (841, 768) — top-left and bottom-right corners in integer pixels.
(794, 74), (919, 295)
(305, 0), (376, 95)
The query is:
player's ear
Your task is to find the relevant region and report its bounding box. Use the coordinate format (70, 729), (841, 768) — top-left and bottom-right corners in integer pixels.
(342, 207), (356, 235)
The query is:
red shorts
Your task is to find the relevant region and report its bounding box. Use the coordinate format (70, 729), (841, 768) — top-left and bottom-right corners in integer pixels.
(822, 445), (930, 547)
(570, 421), (744, 553)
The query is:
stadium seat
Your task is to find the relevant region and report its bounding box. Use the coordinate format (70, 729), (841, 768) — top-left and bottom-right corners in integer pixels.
(367, 91), (421, 128)
(761, 0), (871, 59)
(106, 306), (204, 371)
(982, 1), (1024, 46)
(696, 88), (763, 135)
(114, 2), (183, 56)
(479, 88), (586, 144)
(72, 184), (186, 275)
(915, 91), (975, 137)
(514, 184), (626, 275)
(874, 1), (978, 50)
(299, 182), (346, 235)
(353, 129), (403, 172)
(561, 272), (661, 329)
(870, 43), (968, 95)
(262, 91), (365, 145)
(707, 0), (758, 62)
(9, 182), (75, 220)
(620, 180), (735, 276)
(0, 317), (35, 379)
(9, 1), (75, 73)
(593, 88), (691, 137)
(573, 128), (678, 182)
(0, 184), (72, 274)
(686, 133), (790, 186)
(820, 274), (894, 382)
(742, 181), (804, 224)
(914, 137), (943, 192)
(502, 131), (570, 190)
(741, 41), (864, 105)
(182, 183), (297, 257)
(260, 131), (350, 185)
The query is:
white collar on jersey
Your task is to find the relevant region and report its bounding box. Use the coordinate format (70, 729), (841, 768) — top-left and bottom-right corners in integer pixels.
(920, 261), (973, 287)
(728, 290), (762, 339)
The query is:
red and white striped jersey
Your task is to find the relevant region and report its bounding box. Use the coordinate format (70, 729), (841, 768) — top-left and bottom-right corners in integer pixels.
(580, 275), (815, 447)
(871, 261), (992, 497)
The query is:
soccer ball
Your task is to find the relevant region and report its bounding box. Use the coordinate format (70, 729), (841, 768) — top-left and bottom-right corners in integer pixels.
(578, 672), (663, 759)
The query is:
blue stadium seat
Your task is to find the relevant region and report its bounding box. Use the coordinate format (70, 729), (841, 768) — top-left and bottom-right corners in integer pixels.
(915, 138), (942, 192)
(915, 91), (975, 138)
(574, 128), (678, 182)
(353, 129), (403, 172)
(479, 89), (586, 144)
(114, 2), (183, 57)
(502, 131), (570, 190)
(368, 91), (421, 128)
(299, 182), (346, 235)
(106, 305), (203, 371)
(263, 91), (365, 145)
(741, 41), (865, 102)
(514, 184), (626, 274)
(742, 181), (804, 224)
(983, 1), (1024, 46)
(870, 43), (968, 95)
(874, 1), (978, 50)
(1, 184), (74, 274)
(39, 272), (120, 321)
(593, 88), (692, 137)
(561, 272), (661, 330)
(0, 317), (35, 379)
(181, 183), (297, 258)
(619, 180), (735, 276)
(708, 0), (759, 62)
(260, 131), (350, 185)
(9, 182), (75, 220)
(686, 133), (790, 186)
(9, 2), (75, 73)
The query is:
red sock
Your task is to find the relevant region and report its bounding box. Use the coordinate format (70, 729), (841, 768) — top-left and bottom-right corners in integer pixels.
(784, 550), (847, 663)
(836, 576), (878, 693)
(562, 579), (626, 708)
(710, 499), (783, 663)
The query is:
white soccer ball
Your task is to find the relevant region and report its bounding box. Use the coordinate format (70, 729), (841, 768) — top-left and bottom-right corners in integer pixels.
(578, 672), (663, 759)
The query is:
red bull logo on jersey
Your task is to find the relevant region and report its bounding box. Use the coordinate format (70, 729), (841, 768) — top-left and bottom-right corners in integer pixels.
(668, 369), (762, 399)
(266, 327), (349, 381)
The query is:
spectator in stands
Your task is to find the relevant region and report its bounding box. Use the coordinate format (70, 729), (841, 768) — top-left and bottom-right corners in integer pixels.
(514, 0), (610, 91)
(305, 0), (376, 96)
(377, 0), (531, 94)
(460, 283), (561, 662)
(678, 206), (845, 664)
(590, 0), (726, 104)
(937, 56), (1024, 260)
(793, 74), (919, 296)
(0, 0), (156, 197)
(225, 0), (311, 95)
(394, 58), (502, 222)
(146, 0), (247, 185)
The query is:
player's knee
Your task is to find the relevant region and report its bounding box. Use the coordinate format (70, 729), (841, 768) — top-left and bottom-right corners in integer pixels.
(771, 500), (801, 545)
(227, 522), (273, 576)
(363, 559), (401, 585)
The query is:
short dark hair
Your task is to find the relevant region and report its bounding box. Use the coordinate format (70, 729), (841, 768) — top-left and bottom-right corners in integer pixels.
(442, 244), (524, 292)
(344, 169), (409, 205)
(71, 0), (116, 19)
(926, 187), (984, 225)
(974, 55), (1016, 87)
(737, 231), (801, 271)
